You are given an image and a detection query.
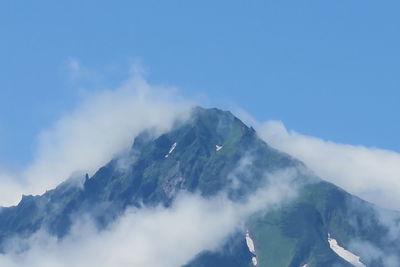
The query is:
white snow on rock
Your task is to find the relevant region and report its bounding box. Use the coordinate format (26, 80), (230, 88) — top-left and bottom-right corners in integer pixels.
(245, 231), (257, 266)
(165, 142), (177, 158)
(328, 234), (365, 267)
(251, 256), (258, 266)
(245, 231), (256, 254)
(215, 145), (223, 151)
(301, 264), (308, 267)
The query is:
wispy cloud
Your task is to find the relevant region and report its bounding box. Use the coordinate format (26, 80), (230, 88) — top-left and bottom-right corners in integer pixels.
(237, 112), (400, 210)
(0, 61), (192, 206)
(0, 170), (297, 267)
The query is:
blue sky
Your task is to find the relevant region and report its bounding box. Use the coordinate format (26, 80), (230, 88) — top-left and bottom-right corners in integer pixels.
(1, 0), (399, 167)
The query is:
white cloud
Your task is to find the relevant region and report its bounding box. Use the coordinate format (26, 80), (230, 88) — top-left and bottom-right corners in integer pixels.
(238, 114), (400, 211)
(68, 58), (81, 73)
(349, 239), (399, 267)
(0, 62), (192, 206)
(0, 171), (297, 267)
(1, 58), (399, 266)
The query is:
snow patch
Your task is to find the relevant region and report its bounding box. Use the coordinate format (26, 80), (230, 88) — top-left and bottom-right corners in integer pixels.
(245, 231), (256, 254)
(328, 234), (365, 267)
(215, 145), (223, 151)
(252, 256), (258, 266)
(165, 142), (177, 158)
(301, 264), (308, 267)
(245, 231), (257, 266)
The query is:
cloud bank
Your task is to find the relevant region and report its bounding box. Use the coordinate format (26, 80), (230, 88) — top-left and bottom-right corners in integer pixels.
(0, 64), (192, 206)
(242, 117), (400, 211)
(0, 171), (297, 267)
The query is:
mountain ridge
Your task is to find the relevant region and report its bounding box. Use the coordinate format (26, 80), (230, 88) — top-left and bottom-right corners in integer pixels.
(0, 107), (399, 266)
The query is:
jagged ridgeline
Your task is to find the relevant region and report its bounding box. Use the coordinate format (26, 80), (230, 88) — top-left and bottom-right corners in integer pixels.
(0, 107), (399, 267)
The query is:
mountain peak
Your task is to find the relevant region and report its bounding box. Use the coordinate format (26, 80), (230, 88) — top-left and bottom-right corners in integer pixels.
(1, 107), (396, 267)
(189, 106), (251, 138)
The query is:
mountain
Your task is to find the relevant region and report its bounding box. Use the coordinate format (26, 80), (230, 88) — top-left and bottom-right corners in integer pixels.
(0, 107), (399, 266)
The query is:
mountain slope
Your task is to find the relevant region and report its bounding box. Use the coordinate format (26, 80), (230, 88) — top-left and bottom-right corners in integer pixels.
(0, 107), (399, 266)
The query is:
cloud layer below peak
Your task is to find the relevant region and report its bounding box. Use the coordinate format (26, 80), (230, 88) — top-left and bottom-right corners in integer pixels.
(249, 119), (400, 211)
(0, 171), (297, 267)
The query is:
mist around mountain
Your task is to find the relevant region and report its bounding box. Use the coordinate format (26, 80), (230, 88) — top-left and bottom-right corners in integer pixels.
(0, 106), (399, 267)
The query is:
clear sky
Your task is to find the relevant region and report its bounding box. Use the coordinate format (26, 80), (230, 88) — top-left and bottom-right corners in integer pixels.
(1, 0), (399, 167)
